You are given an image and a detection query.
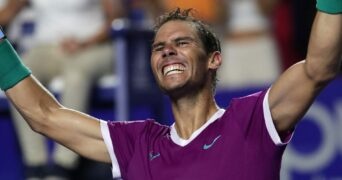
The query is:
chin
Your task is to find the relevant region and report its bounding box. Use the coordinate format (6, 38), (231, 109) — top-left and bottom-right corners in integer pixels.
(161, 82), (198, 98)
(161, 85), (183, 94)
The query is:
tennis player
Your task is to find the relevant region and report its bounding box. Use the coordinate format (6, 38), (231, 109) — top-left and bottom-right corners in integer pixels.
(0, 0), (341, 179)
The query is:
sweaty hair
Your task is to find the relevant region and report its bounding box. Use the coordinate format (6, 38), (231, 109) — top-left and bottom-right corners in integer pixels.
(153, 8), (221, 90)
(153, 8), (221, 55)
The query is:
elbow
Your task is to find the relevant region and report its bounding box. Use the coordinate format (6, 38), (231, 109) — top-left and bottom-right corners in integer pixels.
(23, 112), (50, 135)
(24, 104), (62, 134)
(29, 121), (45, 134)
(303, 59), (339, 85)
(21, 113), (47, 135)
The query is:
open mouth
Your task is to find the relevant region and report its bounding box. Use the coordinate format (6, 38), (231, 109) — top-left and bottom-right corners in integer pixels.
(163, 64), (186, 76)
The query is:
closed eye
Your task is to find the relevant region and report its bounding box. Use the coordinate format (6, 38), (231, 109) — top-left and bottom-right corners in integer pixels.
(174, 36), (196, 47)
(152, 44), (164, 52)
(176, 40), (189, 47)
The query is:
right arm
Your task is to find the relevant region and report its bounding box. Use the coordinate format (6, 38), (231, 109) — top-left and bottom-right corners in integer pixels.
(6, 76), (111, 163)
(268, 11), (342, 133)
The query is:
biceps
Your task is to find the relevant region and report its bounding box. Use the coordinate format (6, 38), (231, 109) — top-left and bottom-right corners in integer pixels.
(45, 109), (111, 163)
(71, 134), (111, 163)
(268, 61), (323, 132)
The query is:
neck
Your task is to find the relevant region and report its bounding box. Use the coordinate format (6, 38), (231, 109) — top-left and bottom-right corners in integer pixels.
(170, 88), (219, 139)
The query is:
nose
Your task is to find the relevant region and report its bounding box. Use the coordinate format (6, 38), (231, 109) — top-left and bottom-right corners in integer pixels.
(162, 44), (177, 58)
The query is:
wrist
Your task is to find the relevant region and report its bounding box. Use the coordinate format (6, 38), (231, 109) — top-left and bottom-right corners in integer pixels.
(317, 0), (342, 14)
(0, 29), (31, 91)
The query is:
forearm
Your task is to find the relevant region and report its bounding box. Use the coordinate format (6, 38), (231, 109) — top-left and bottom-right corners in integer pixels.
(6, 76), (63, 133)
(6, 78), (110, 162)
(0, 32), (110, 162)
(0, 36), (60, 131)
(305, 12), (342, 83)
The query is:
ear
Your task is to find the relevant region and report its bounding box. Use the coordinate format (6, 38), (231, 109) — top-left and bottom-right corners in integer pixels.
(208, 51), (222, 70)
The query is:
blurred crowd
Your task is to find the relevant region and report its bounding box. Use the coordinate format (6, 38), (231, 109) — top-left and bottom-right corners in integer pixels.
(0, 0), (316, 179)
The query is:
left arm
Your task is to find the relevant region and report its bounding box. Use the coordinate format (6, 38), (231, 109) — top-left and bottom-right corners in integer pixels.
(269, 10), (342, 133)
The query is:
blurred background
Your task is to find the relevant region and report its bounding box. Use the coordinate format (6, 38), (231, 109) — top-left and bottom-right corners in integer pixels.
(0, 0), (341, 179)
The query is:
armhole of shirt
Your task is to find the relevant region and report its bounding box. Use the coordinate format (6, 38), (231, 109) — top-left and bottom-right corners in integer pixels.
(263, 89), (293, 146)
(100, 120), (121, 178)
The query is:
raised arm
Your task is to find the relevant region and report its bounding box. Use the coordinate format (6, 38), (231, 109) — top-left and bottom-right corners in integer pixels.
(268, 1), (342, 134)
(0, 37), (111, 163)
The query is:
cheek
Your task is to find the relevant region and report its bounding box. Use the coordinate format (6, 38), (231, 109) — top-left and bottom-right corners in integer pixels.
(193, 56), (210, 76)
(150, 59), (160, 78)
(150, 56), (157, 70)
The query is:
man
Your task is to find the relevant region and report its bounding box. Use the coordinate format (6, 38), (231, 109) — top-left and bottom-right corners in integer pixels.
(0, 0), (341, 179)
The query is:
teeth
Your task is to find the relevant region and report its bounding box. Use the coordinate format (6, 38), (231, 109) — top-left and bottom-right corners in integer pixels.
(163, 64), (185, 76)
(167, 71), (183, 75)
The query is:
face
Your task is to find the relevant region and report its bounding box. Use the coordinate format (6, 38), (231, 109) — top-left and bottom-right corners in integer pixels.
(151, 20), (211, 95)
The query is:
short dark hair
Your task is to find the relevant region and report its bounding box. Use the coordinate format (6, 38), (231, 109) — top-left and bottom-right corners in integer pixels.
(153, 8), (221, 90)
(153, 8), (221, 55)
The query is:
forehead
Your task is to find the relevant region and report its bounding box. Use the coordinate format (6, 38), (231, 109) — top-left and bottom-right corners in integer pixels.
(154, 20), (199, 41)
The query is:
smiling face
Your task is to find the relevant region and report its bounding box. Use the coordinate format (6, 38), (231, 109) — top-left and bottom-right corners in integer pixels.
(151, 20), (213, 96)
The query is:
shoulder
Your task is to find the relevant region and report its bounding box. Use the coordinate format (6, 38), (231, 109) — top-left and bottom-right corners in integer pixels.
(221, 90), (268, 127)
(228, 90), (267, 111)
(232, 90), (266, 102)
(106, 119), (170, 136)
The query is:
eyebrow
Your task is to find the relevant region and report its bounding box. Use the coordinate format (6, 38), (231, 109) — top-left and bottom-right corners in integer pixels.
(174, 36), (195, 42)
(152, 36), (196, 49)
